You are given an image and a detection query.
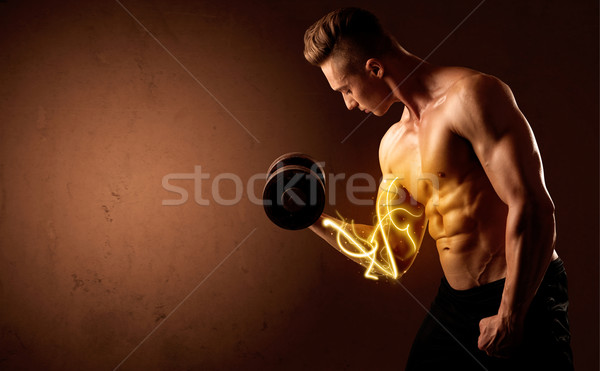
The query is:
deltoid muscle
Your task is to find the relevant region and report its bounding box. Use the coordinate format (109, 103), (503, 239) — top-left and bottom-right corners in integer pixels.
(323, 177), (425, 280)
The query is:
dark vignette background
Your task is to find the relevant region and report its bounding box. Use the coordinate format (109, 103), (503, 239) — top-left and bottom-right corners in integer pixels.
(0, 0), (597, 370)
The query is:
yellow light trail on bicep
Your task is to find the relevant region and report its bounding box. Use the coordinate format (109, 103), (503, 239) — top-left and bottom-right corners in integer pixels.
(323, 177), (423, 280)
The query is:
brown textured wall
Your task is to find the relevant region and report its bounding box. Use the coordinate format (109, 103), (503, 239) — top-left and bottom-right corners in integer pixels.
(0, 0), (597, 370)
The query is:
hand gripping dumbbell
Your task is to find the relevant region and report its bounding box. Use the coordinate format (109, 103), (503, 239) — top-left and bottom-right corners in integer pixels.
(262, 153), (326, 230)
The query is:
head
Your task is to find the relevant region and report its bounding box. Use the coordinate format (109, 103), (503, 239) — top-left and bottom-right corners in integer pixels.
(303, 8), (399, 115)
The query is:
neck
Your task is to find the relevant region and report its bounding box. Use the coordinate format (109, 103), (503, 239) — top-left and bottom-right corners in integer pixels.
(383, 53), (437, 121)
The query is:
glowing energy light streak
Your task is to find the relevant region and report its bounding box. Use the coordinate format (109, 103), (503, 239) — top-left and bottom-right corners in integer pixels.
(322, 177), (424, 280)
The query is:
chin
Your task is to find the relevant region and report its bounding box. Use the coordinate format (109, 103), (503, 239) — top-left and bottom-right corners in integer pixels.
(372, 107), (387, 117)
(376, 103), (394, 116)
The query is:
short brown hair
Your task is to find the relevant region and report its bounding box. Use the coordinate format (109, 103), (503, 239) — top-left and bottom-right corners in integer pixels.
(303, 8), (395, 72)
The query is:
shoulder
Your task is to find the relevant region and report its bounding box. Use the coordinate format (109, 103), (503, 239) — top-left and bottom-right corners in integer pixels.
(445, 72), (521, 138)
(379, 122), (398, 173)
(448, 72), (515, 110)
(380, 121), (400, 147)
(379, 120), (408, 172)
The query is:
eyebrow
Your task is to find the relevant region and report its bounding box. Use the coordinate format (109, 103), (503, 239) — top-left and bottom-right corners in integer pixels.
(334, 85), (347, 92)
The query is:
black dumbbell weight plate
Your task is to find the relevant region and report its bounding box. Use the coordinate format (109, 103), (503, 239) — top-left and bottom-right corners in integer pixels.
(263, 165), (326, 230)
(266, 152), (326, 186)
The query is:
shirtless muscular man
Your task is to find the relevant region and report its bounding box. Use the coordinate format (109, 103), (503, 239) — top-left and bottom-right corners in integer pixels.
(303, 8), (573, 370)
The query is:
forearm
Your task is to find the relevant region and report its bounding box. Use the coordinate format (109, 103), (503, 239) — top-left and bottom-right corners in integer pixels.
(309, 214), (340, 248)
(309, 212), (425, 279)
(499, 201), (556, 323)
(309, 213), (380, 268)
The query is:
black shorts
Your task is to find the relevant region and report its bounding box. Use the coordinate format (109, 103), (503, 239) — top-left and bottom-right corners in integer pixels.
(406, 258), (573, 371)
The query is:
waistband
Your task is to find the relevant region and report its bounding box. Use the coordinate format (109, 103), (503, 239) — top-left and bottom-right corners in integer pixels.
(440, 257), (565, 300)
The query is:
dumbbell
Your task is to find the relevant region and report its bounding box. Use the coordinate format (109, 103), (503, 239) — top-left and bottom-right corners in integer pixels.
(262, 153), (326, 230)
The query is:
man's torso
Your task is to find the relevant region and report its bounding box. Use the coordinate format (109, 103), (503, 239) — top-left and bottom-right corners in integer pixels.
(380, 67), (509, 289)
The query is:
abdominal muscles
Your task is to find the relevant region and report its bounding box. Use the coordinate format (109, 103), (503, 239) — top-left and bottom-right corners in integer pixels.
(425, 178), (509, 289)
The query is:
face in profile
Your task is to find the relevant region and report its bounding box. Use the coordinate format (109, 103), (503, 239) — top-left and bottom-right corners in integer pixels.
(320, 56), (394, 116)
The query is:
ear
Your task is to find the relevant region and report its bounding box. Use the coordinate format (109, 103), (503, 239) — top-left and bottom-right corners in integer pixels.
(365, 58), (384, 78)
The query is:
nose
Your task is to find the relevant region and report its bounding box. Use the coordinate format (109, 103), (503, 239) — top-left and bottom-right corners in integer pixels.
(343, 95), (358, 110)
